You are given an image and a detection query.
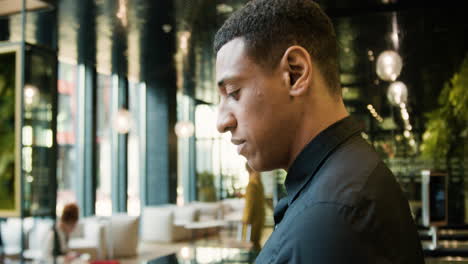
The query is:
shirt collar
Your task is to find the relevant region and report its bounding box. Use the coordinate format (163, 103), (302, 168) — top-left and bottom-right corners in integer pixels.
(284, 116), (364, 206)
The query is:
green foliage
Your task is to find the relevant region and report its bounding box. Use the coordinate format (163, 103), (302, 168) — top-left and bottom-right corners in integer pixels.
(421, 55), (468, 164)
(0, 53), (16, 210)
(197, 171), (217, 202)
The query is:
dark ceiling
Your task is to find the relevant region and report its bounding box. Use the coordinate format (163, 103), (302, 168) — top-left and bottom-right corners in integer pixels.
(319, 0), (468, 133)
(190, 0), (468, 133)
(1, 0), (467, 134)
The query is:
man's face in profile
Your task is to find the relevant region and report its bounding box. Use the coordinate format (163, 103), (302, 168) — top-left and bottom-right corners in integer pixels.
(216, 38), (297, 171)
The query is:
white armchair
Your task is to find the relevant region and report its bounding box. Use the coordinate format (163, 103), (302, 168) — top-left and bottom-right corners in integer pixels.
(0, 218), (23, 256)
(221, 198), (245, 222)
(73, 214), (139, 259)
(13, 217), (104, 261)
(141, 206), (190, 243)
(104, 214), (139, 259)
(141, 202), (238, 243)
(68, 217), (106, 260)
(23, 218), (54, 260)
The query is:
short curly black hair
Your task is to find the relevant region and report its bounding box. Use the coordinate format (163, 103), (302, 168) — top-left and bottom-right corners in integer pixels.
(214, 0), (340, 96)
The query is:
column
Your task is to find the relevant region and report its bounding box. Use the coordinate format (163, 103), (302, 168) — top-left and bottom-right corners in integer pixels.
(140, 1), (177, 205)
(76, 0), (97, 216)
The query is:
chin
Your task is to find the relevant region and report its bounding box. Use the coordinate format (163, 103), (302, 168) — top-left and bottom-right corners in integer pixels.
(247, 158), (277, 172)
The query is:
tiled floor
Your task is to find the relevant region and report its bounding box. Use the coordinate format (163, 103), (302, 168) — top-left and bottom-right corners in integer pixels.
(117, 227), (274, 264)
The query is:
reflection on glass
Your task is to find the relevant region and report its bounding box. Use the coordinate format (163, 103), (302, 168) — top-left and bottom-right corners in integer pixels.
(22, 49), (57, 217)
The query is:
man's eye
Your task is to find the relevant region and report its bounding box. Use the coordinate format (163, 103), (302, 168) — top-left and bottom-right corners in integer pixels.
(228, 90), (240, 99)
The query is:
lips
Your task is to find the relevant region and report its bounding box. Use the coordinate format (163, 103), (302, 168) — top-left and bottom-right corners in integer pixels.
(231, 138), (245, 145)
(237, 142), (246, 154)
(231, 139), (246, 154)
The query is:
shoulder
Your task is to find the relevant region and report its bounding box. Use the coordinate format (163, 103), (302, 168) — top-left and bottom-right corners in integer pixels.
(305, 135), (392, 206)
(289, 202), (358, 235)
(273, 203), (372, 263)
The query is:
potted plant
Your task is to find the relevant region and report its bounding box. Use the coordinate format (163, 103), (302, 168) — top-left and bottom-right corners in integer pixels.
(421, 55), (468, 223)
(197, 171), (217, 202)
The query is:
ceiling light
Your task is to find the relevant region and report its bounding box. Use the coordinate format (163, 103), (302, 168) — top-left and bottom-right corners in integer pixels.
(162, 24), (172, 33)
(113, 108), (132, 134)
(216, 4), (233, 14)
(387, 81), (408, 106)
(175, 121), (195, 138)
(376, 50), (403, 81)
(24, 84), (38, 105)
(401, 110), (409, 121)
(404, 130), (411, 138)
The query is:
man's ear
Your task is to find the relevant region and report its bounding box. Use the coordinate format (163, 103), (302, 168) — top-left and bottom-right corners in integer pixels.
(279, 46), (312, 97)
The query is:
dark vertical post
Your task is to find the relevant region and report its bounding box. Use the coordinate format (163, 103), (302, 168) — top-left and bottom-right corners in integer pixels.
(114, 77), (128, 212)
(140, 1), (177, 205)
(35, 9), (57, 49)
(76, 0), (97, 217)
(110, 0), (128, 213)
(0, 18), (9, 41)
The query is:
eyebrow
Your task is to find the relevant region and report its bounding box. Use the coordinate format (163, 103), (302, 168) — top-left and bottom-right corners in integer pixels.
(217, 76), (241, 88)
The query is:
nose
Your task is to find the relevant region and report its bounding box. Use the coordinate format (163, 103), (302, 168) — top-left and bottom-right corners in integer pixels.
(217, 104), (237, 133)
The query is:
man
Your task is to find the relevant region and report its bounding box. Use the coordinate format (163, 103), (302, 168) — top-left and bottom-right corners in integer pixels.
(214, 0), (424, 263)
(242, 163), (265, 251)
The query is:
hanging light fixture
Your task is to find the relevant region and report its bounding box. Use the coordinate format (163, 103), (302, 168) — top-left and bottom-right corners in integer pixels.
(387, 81), (408, 106)
(24, 84), (39, 105)
(376, 50), (403, 81)
(175, 121), (195, 138)
(113, 108), (132, 134)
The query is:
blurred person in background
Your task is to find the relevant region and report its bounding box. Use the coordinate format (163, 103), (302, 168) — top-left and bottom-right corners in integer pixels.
(242, 162), (265, 251)
(43, 203), (80, 263)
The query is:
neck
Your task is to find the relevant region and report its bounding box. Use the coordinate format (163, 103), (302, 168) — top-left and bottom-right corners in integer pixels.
(286, 96), (348, 170)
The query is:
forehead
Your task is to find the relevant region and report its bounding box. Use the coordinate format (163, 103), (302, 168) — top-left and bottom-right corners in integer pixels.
(216, 38), (256, 83)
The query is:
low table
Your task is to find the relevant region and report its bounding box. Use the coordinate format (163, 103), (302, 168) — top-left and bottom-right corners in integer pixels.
(184, 220), (226, 242)
(145, 246), (257, 264)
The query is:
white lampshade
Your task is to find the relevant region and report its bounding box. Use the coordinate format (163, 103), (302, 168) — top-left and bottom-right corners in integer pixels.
(113, 108), (132, 134)
(175, 121), (195, 138)
(376, 50), (403, 81)
(387, 81), (408, 106)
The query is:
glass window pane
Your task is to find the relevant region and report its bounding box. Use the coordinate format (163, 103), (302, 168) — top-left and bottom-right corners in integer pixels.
(127, 81), (142, 216)
(56, 61), (78, 215)
(96, 73), (112, 216)
(195, 104), (248, 201)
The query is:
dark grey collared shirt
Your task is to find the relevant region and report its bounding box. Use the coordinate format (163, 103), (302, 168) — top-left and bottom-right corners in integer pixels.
(256, 116), (424, 264)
